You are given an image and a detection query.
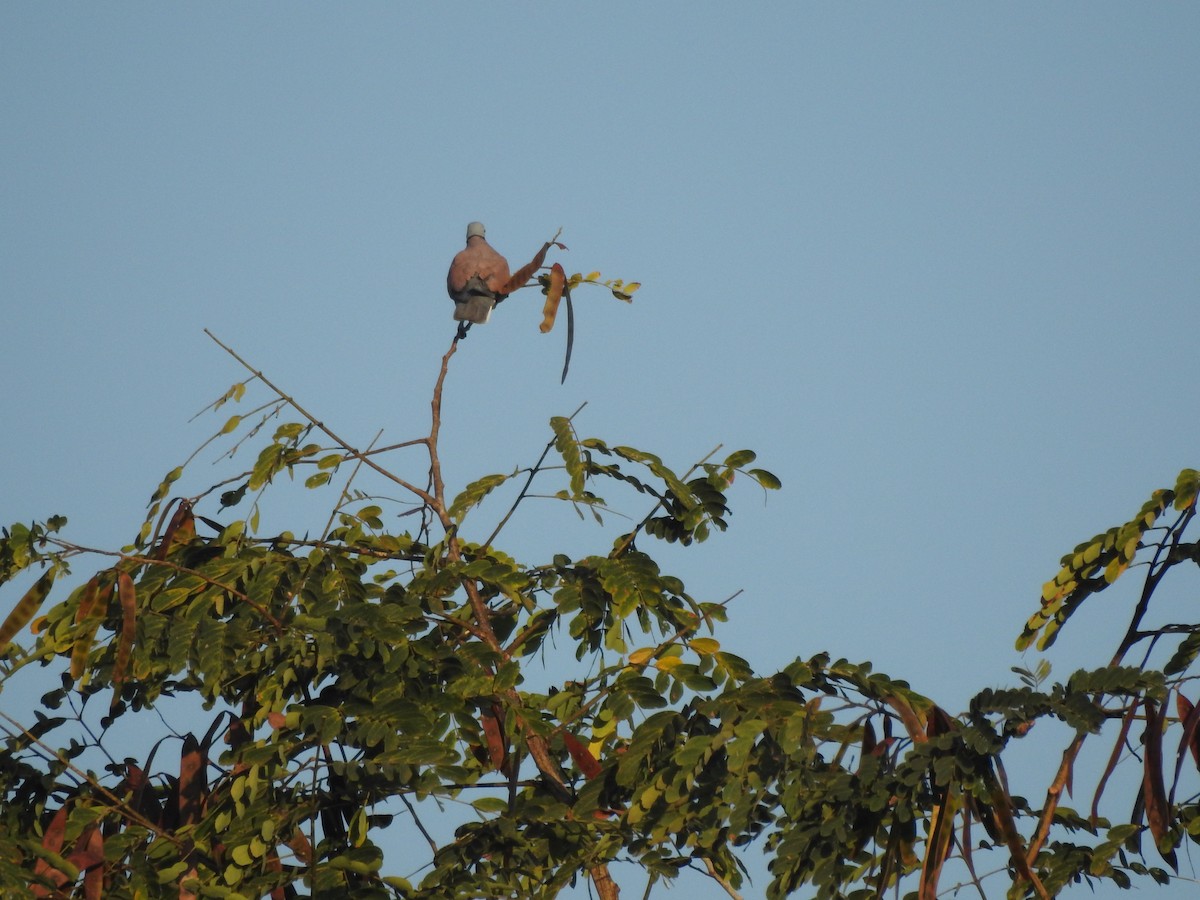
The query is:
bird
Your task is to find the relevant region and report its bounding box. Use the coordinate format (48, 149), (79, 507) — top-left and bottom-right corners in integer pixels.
(447, 222), (511, 336)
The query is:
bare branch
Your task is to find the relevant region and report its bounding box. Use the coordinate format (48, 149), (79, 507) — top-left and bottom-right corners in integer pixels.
(702, 857), (743, 899)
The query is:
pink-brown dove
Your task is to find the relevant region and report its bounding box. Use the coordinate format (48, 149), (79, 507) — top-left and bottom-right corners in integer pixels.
(447, 222), (511, 329)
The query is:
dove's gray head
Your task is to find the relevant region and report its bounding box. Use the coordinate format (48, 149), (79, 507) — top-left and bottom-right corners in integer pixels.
(466, 221), (486, 239)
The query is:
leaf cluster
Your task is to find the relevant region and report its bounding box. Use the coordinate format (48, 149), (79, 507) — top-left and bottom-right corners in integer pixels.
(3, 341), (1200, 900)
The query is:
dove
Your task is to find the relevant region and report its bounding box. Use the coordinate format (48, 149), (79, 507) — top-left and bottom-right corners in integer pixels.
(447, 222), (511, 328)
(444, 223), (577, 380)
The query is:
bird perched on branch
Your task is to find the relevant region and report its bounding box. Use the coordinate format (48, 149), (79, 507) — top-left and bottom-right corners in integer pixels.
(445, 222), (577, 379)
(447, 222), (511, 337)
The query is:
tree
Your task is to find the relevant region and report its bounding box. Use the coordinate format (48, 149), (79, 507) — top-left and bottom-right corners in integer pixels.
(1, 320), (1199, 899)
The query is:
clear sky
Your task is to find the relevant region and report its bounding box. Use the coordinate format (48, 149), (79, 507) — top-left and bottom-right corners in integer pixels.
(3, 5), (1199, 898)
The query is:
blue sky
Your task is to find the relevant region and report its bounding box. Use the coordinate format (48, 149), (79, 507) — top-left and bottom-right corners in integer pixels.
(3, 5), (1199, 897)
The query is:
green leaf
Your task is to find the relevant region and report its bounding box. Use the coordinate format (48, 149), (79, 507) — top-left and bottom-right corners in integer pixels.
(355, 505), (384, 529)
(147, 466), (184, 508)
(618, 281), (640, 298)
(157, 861), (190, 883)
(304, 472), (331, 489)
(1166, 632), (1200, 676)
(724, 449), (757, 468)
(250, 444), (285, 490)
(613, 446), (694, 509)
(471, 796), (510, 813)
(1174, 468), (1199, 511)
(551, 416), (586, 496)
(715, 651), (754, 681)
(449, 473), (510, 524)
(748, 468), (782, 490)
(597, 554), (663, 619)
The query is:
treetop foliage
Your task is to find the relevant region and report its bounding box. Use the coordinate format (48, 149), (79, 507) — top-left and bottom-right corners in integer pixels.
(2, 317), (1200, 900)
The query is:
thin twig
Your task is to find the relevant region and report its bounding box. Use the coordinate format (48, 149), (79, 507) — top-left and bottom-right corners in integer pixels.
(482, 401), (587, 552)
(1025, 731), (1085, 866)
(319, 429), (384, 542)
(204, 329), (438, 511)
(399, 793), (438, 854)
(427, 338), (457, 519)
(182, 399), (282, 469)
(0, 710), (180, 845)
(1113, 507), (1195, 665)
(188, 375), (261, 422)
(359, 438), (428, 456)
(702, 857), (744, 899)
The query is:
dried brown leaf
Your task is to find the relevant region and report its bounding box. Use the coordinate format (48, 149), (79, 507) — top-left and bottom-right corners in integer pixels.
(155, 499), (196, 560)
(918, 788), (954, 900)
(987, 776), (1040, 885)
(1093, 699), (1138, 826)
(540, 263), (566, 334)
(70, 576), (106, 680)
(564, 731), (602, 780)
(111, 571), (137, 703)
(480, 704), (508, 772)
(1176, 693), (1200, 774)
(69, 826), (105, 900)
(31, 805), (70, 897)
(179, 866), (199, 900)
(1143, 698), (1177, 870)
(286, 827), (314, 865)
(926, 705), (955, 738)
(178, 733), (206, 826)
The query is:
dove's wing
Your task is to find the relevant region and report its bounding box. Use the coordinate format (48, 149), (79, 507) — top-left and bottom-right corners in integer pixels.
(447, 227), (512, 324)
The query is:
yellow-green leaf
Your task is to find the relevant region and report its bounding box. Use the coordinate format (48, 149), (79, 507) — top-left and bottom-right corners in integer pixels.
(748, 468), (782, 490)
(1173, 468), (1199, 510)
(550, 417), (586, 497)
(690, 637), (720, 655)
(304, 472), (331, 489)
(629, 647), (655, 666)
